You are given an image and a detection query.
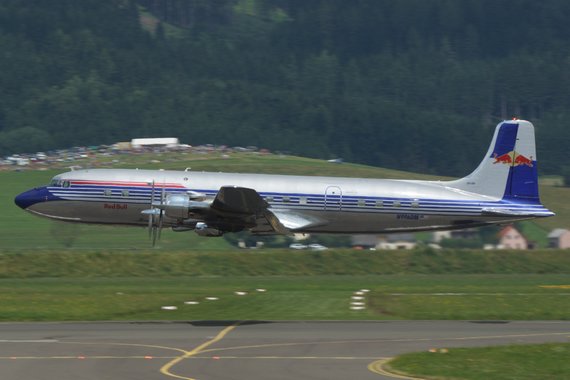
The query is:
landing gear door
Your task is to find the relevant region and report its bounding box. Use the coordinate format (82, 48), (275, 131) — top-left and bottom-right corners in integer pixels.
(325, 186), (342, 211)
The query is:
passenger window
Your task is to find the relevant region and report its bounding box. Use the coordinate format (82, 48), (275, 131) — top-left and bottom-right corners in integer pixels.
(122, 190), (129, 197)
(104, 189), (112, 196)
(375, 200), (383, 208)
(299, 196), (307, 205)
(393, 200), (401, 207)
(282, 196), (290, 203)
(411, 199), (420, 208)
(358, 199), (366, 207)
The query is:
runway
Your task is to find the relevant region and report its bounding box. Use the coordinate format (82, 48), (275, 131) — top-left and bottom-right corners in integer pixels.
(1, 321), (569, 380)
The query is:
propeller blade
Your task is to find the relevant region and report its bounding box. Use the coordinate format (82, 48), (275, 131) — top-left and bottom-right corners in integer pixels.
(152, 225), (158, 246)
(157, 181), (166, 241)
(158, 209), (164, 240)
(148, 180), (156, 239)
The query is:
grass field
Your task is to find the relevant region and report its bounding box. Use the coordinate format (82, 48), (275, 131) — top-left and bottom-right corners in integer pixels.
(1, 152), (569, 249)
(2, 249), (570, 277)
(387, 343), (570, 380)
(1, 274), (569, 321)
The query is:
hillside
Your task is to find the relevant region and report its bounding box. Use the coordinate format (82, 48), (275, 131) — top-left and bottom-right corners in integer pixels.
(0, 0), (569, 178)
(2, 151), (567, 250)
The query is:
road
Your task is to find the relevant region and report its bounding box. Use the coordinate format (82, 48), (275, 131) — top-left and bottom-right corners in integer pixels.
(1, 321), (569, 380)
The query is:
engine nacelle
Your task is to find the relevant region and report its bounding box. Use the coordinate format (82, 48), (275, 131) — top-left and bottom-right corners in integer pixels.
(163, 194), (210, 219)
(164, 194), (191, 219)
(194, 222), (223, 237)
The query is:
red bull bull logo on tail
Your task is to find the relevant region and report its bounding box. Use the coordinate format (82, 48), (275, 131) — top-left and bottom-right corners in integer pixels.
(514, 153), (533, 167)
(492, 151), (514, 165)
(492, 151), (533, 167)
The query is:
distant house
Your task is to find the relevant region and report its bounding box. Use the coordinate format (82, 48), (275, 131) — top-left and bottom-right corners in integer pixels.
(352, 234), (418, 250)
(432, 230), (452, 243)
(548, 229), (570, 249)
(497, 226), (528, 250)
(131, 137), (180, 149)
(351, 234), (380, 249)
(380, 233), (417, 250)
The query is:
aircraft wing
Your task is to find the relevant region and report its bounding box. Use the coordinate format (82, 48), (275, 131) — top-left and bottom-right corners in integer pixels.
(210, 186), (268, 215)
(208, 186), (326, 234)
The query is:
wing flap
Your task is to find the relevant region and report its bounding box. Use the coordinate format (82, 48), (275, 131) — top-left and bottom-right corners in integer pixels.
(266, 209), (326, 231)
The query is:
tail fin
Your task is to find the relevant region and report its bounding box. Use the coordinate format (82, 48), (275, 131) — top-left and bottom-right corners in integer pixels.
(447, 120), (539, 203)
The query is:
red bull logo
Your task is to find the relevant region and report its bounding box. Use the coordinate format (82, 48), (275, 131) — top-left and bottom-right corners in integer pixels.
(493, 151), (513, 164)
(514, 153), (533, 167)
(492, 151), (533, 167)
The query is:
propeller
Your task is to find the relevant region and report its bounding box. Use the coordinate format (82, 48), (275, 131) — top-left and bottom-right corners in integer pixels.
(142, 180), (166, 247)
(147, 181), (155, 238)
(154, 184), (165, 246)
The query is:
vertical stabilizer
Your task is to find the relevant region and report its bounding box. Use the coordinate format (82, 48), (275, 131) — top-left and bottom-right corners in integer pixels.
(446, 120), (539, 202)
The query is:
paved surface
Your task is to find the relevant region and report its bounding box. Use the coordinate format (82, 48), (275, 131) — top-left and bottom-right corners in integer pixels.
(1, 321), (569, 380)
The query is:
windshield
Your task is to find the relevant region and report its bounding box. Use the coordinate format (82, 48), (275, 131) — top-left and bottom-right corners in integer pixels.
(49, 178), (70, 187)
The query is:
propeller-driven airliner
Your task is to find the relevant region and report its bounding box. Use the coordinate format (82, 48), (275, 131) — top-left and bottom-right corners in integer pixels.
(15, 120), (554, 243)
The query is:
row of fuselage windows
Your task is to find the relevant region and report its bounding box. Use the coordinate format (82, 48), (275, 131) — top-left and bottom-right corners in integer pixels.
(53, 184), (420, 208)
(263, 195), (420, 208)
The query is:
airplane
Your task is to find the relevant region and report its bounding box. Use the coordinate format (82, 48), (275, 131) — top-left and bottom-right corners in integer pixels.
(15, 120), (554, 243)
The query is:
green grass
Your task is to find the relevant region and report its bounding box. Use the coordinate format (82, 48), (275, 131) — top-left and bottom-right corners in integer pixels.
(538, 185), (570, 230)
(2, 249), (570, 278)
(387, 343), (570, 380)
(1, 274), (569, 321)
(367, 274), (570, 320)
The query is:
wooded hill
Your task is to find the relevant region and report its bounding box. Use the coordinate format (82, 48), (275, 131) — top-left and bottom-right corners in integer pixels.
(1, 0), (569, 177)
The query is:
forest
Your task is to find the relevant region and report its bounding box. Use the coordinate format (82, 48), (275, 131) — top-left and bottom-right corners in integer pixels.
(0, 0), (569, 177)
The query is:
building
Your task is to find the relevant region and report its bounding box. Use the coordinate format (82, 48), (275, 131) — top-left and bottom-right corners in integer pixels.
(131, 138), (180, 149)
(497, 226), (528, 250)
(351, 234), (380, 249)
(351, 233), (418, 250)
(548, 229), (570, 249)
(432, 230), (452, 243)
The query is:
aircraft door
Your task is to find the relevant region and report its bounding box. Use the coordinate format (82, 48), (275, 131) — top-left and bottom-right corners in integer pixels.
(325, 186), (342, 211)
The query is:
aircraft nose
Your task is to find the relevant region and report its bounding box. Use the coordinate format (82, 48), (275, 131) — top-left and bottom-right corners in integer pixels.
(14, 187), (48, 209)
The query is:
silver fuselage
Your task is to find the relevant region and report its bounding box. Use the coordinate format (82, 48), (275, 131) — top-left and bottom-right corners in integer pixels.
(16, 169), (551, 234)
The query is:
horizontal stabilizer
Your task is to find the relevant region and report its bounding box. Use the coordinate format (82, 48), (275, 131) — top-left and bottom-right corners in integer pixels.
(482, 207), (555, 217)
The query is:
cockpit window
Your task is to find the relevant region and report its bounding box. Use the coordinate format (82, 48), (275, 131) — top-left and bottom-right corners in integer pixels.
(49, 179), (70, 187)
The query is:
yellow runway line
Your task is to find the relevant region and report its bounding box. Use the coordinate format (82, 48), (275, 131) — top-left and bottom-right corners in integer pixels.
(160, 321), (242, 380)
(368, 358), (425, 379)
